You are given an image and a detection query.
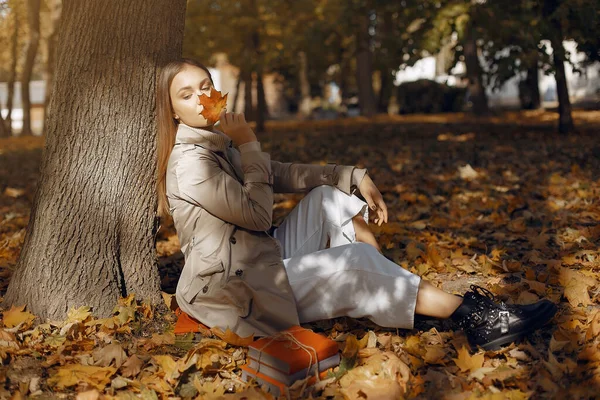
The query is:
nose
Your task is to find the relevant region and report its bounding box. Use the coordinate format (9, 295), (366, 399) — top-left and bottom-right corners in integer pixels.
(196, 94), (202, 105)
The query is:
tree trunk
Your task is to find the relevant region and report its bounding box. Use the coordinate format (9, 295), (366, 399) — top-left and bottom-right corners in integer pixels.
(3, 0), (187, 321)
(243, 70), (254, 121)
(377, 68), (393, 113)
(231, 73), (241, 113)
(518, 65), (541, 110)
(297, 51), (312, 119)
(355, 13), (377, 117)
(463, 24), (489, 115)
(20, 0), (41, 136)
(256, 70), (267, 132)
(552, 42), (574, 134)
(42, 0), (62, 135)
(0, 104), (8, 137)
(7, 5), (20, 136)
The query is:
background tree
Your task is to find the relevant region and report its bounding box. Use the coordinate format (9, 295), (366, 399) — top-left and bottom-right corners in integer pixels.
(20, 0), (40, 136)
(3, 0), (187, 320)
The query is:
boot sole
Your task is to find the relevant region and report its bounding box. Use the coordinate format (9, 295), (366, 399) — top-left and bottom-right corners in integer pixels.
(474, 303), (558, 351)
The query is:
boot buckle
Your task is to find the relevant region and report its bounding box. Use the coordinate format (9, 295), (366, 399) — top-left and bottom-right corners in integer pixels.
(499, 311), (510, 334)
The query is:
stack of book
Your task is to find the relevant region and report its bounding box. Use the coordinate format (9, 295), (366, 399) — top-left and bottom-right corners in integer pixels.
(241, 326), (340, 396)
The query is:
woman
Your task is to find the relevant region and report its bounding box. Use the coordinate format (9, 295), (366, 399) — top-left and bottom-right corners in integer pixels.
(156, 59), (557, 351)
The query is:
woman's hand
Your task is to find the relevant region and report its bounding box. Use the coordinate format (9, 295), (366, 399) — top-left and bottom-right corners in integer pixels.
(218, 110), (257, 147)
(358, 174), (388, 226)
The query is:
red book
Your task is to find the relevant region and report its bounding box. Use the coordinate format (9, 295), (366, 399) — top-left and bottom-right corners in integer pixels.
(247, 326), (339, 375)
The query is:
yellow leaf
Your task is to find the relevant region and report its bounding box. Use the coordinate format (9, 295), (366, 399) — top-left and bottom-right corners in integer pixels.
(44, 335), (67, 348)
(453, 347), (484, 373)
(120, 354), (144, 378)
(424, 345), (446, 365)
(75, 389), (100, 400)
(48, 364), (116, 391)
(342, 334), (360, 359)
(153, 355), (180, 385)
(67, 306), (92, 323)
(559, 268), (595, 307)
(118, 294), (136, 307)
(93, 343), (127, 368)
(210, 327), (254, 347)
(2, 305), (35, 329)
(113, 305), (135, 326)
(406, 241), (424, 261)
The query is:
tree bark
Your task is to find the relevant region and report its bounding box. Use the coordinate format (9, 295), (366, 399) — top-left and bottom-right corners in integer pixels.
(297, 51), (312, 119)
(42, 0), (62, 135)
(231, 73), (241, 113)
(355, 13), (377, 117)
(7, 4), (20, 136)
(243, 70), (254, 121)
(377, 68), (393, 113)
(518, 65), (541, 110)
(256, 70), (267, 132)
(463, 24), (489, 115)
(3, 0), (187, 321)
(552, 42), (574, 134)
(20, 0), (41, 136)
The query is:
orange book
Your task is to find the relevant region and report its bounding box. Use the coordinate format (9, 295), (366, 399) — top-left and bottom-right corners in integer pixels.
(173, 308), (210, 334)
(247, 326), (339, 375)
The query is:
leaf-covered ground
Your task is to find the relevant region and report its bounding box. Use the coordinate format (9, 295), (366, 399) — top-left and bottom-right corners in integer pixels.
(0, 110), (599, 399)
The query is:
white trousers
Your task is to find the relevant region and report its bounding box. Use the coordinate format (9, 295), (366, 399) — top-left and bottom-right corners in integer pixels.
(272, 185), (421, 329)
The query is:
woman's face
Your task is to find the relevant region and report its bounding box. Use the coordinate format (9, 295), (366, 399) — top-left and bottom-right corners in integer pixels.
(169, 65), (214, 128)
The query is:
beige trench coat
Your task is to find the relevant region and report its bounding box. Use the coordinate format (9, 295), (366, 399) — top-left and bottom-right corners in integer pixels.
(166, 123), (366, 337)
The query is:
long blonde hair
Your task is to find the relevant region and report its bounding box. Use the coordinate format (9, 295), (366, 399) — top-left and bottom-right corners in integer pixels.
(156, 59), (213, 219)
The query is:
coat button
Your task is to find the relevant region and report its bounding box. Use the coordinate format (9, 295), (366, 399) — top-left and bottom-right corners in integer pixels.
(202, 285), (209, 293)
(230, 237), (236, 244)
(235, 269), (243, 276)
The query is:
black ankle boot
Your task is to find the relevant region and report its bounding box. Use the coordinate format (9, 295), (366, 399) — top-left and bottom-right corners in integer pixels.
(450, 285), (558, 351)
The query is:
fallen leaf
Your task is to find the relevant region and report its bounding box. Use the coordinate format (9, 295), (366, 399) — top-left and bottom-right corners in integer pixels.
(210, 327), (253, 347)
(93, 343), (127, 368)
(2, 305), (35, 329)
(120, 354), (145, 378)
(48, 364), (116, 391)
(453, 347), (484, 373)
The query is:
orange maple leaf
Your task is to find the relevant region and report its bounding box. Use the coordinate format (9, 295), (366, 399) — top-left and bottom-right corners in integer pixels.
(198, 88), (228, 124)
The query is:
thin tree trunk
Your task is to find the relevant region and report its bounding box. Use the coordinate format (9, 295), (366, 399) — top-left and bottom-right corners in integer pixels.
(256, 69), (267, 132)
(20, 0), (41, 136)
(518, 65), (541, 110)
(0, 105), (8, 137)
(42, 0), (62, 135)
(377, 68), (393, 113)
(7, 5), (20, 136)
(297, 51), (312, 119)
(463, 23), (489, 115)
(355, 13), (377, 117)
(231, 73), (241, 113)
(3, 0), (187, 320)
(552, 42), (574, 134)
(243, 70), (254, 121)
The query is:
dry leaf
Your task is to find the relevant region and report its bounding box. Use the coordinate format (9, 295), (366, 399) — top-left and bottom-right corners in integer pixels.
(210, 327), (253, 347)
(2, 305), (35, 329)
(93, 343), (127, 368)
(120, 354), (145, 378)
(453, 347), (484, 373)
(48, 364), (116, 391)
(199, 88), (228, 124)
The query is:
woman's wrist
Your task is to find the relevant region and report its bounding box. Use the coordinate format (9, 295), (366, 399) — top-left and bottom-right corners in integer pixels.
(238, 141), (261, 153)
